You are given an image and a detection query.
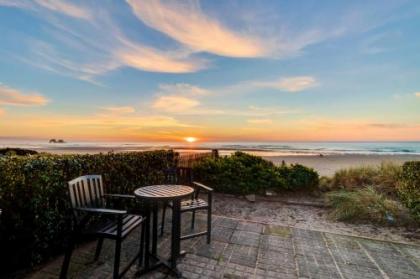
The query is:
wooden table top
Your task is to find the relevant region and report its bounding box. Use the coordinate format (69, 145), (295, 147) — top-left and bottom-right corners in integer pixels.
(134, 185), (194, 200)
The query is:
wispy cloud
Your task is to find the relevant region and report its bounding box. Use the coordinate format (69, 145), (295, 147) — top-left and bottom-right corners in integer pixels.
(149, 82), (303, 116)
(0, 0), (32, 9)
(0, 0), (91, 19)
(100, 106), (135, 114)
(0, 85), (49, 106)
(1, 0), (400, 83)
(116, 49), (205, 74)
(39, 114), (191, 128)
(253, 76), (318, 92)
(0, 108), (4, 116)
(34, 0), (91, 20)
(153, 96), (200, 113)
(367, 123), (411, 129)
(151, 83), (211, 113)
(127, 0), (266, 58)
(247, 118), (273, 124)
(125, 0), (370, 59)
(246, 106), (301, 116)
(2, 1), (206, 83)
(158, 83), (210, 97)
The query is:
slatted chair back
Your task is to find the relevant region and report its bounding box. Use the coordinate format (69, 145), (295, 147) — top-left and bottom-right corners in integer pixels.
(68, 175), (105, 210)
(164, 167), (192, 185)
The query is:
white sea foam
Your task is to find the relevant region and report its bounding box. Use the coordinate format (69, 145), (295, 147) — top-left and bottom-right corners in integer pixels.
(1, 139), (420, 156)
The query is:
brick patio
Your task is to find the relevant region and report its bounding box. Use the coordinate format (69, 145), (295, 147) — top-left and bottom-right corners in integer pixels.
(28, 212), (420, 279)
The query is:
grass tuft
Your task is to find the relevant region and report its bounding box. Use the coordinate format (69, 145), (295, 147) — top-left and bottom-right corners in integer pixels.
(326, 187), (412, 225)
(322, 162), (402, 196)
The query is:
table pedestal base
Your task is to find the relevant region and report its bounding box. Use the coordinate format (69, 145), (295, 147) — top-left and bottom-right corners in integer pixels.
(136, 253), (185, 278)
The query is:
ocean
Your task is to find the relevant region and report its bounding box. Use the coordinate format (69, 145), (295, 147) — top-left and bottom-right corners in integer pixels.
(1, 139), (420, 156)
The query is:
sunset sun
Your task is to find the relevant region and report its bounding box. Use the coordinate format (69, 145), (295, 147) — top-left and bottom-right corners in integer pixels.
(184, 137), (197, 143)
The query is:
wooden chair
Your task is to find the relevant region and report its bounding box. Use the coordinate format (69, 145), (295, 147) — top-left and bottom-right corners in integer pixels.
(160, 168), (213, 243)
(60, 175), (145, 279)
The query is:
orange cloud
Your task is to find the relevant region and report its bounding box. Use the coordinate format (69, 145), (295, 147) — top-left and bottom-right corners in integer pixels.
(415, 92), (420, 97)
(127, 0), (266, 57)
(117, 46), (206, 73)
(0, 108), (4, 116)
(100, 106), (135, 114)
(152, 96), (200, 113)
(0, 85), (49, 106)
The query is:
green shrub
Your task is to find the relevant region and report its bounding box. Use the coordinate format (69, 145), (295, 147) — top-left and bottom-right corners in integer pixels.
(397, 161), (420, 221)
(0, 151), (175, 272)
(330, 162), (402, 196)
(278, 163), (319, 190)
(193, 152), (285, 195)
(192, 152), (318, 194)
(0, 148), (38, 156)
(326, 187), (411, 225)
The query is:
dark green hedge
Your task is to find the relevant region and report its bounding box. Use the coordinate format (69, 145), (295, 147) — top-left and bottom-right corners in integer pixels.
(192, 152), (319, 195)
(398, 161), (420, 221)
(0, 151), (176, 272)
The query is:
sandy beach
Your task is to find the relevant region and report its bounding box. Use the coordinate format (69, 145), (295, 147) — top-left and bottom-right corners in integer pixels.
(263, 154), (420, 176)
(2, 142), (420, 177)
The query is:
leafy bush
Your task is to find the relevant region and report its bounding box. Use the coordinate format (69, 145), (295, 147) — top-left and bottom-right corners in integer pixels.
(397, 161), (420, 221)
(326, 187), (411, 225)
(193, 152), (319, 194)
(0, 151), (175, 272)
(0, 148), (38, 156)
(329, 162), (402, 196)
(193, 152), (284, 195)
(278, 163), (319, 190)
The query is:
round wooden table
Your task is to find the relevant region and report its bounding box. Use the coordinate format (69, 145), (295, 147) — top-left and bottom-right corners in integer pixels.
(134, 185), (194, 277)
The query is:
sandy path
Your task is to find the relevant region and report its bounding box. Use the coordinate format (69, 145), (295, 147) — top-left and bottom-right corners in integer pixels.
(212, 193), (420, 245)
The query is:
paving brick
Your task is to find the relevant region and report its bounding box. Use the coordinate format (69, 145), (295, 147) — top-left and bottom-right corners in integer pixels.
(230, 230), (261, 247)
(25, 215), (420, 279)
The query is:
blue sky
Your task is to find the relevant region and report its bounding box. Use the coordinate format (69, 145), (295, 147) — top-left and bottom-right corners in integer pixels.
(0, 0), (419, 142)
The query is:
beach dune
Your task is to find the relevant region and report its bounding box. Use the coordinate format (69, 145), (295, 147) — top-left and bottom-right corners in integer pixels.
(263, 154), (420, 176)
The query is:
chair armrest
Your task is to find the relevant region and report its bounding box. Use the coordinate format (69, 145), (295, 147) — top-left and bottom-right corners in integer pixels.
(75, 207), (127, 215)
(192, 182), (213, 192)
(103, 193), (136, 199)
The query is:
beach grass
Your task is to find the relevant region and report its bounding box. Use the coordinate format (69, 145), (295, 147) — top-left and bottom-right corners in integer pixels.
(326, 187), (412, 225)
(320, 162), (402, 196)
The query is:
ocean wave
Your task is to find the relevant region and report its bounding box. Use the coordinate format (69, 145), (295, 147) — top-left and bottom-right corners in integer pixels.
(1, 140), (420, 156)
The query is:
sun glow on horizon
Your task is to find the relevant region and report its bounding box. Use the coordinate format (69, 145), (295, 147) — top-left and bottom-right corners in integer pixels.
(184, 137), (197, 143)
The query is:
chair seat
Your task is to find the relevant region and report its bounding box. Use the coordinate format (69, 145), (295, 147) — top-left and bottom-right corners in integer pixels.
(98, 214), (143, 239)
(168, 198), (209, 212)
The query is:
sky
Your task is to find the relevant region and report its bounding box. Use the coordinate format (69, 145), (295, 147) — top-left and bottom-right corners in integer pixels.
(0, 0), (419, 142)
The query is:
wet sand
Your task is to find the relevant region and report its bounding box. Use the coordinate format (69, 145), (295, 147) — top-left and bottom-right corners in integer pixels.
(263, 154), (420, 176)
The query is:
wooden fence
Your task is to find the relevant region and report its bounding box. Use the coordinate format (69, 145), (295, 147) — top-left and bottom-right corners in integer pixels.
(176, 149), (218, 168)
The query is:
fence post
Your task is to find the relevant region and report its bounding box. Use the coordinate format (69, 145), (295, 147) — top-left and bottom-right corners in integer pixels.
(211, 149), (219, 158)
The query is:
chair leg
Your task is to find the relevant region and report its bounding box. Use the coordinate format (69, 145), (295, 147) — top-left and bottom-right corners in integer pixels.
(160, 204), (167, 236)
(113, 238), (121, 279)
(138, 222), (145, 267)
(60, 233), (76, 279)
(207, 207), (212, 244)
(191, 210), (196, 231)
(94, 238), (103, 261)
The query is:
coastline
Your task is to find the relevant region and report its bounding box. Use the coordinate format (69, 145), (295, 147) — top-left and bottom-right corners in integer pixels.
(263, 154), (420, 176)
(3, 143), (419, 176)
